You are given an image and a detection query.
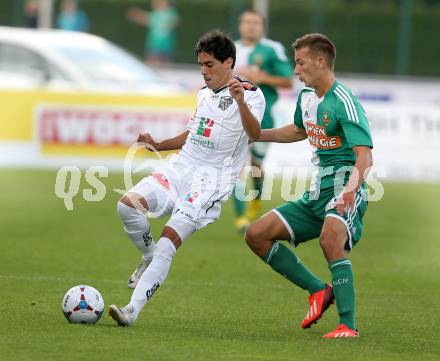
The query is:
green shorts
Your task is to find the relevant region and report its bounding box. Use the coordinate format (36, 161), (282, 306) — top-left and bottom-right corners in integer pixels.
(274, 187), (368, 251)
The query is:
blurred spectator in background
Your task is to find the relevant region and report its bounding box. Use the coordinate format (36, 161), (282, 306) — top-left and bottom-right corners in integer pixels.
(56, 0), (89, 32)
(24, 0), (39, 28)
(126, 0), (179, 65)
(232, 10), (293, 233)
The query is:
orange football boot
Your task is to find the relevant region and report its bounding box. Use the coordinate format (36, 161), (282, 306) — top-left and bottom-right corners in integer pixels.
(301, 284), (334, 329)
(322, 324), (359, 338)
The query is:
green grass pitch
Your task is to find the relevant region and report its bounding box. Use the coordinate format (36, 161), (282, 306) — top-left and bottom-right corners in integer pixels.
(0, 169), (439, 361)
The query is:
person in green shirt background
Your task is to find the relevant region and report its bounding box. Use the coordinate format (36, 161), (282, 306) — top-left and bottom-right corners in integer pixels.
(56, 0), (89, 32)
(127, 0), (179, 65)
(234, 10), (293, 232)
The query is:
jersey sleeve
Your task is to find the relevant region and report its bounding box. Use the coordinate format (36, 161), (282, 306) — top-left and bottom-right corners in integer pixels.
(246, 88), (266, 124)
(293, 91), (305, 129)
(186, 115), (196, 132)
(186, 91), (201, 131)
(336, 94), (373, 149)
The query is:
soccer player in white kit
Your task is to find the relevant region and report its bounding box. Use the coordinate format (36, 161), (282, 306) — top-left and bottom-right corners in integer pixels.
(109, 30), (265, 326)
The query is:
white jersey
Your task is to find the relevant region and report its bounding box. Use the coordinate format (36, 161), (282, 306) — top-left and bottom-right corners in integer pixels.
(172, 79), (265, 186)
(234, 41), (255, 67)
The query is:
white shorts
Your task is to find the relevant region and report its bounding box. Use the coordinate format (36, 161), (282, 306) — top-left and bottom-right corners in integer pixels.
(128, 164), (229, 241)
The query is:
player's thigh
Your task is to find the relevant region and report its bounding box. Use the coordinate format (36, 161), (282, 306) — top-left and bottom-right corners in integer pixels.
(125, 172), (176, 217)
(320, 216), (349, 259)
(274, 200), (322, 247)
(167, 189), (225, 242)
(324, 188), (368, 251)
(246, 210), (291, 242)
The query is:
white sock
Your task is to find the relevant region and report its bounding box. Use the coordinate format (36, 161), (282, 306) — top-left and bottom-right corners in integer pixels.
(129, 237), (176, 319)
(117, 201), (156, 261)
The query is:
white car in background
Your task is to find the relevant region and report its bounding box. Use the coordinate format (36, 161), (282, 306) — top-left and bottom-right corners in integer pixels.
(0, 26), (182, 94)
(0, 26), (195, 169)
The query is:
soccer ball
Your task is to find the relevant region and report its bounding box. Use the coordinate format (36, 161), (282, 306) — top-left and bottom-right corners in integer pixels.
(62, 285), (104, 324)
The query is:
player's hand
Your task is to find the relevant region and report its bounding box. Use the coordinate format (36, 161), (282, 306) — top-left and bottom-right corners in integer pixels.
(126, 7), (147, 23)
(137, 132), (158, 151)
(238, 65), (267, 85)
(228, 78), (245, 104)
(336, 190), (356, 215)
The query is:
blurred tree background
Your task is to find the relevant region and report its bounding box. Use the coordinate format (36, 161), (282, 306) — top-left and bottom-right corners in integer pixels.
(1, 0), (439, 76)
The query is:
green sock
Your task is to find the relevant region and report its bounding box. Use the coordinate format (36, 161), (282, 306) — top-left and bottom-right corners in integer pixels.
(262, 241), (325, 294)
(232, 182), (246, 217)
(329, 259), (356, 330)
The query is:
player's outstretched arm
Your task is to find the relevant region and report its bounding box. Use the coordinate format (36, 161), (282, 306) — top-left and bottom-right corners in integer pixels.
(126, 7), (149, 26)
(257, 124), (307, 143)
(137, 130), (190, 152)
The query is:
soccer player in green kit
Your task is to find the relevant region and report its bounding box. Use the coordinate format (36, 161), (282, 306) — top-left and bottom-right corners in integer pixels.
(233, 10), (293, 232)
(245, 33), (373, 338)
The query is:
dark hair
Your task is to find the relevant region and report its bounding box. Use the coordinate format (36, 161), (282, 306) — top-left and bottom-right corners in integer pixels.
(292, 33), (336, 70)
(195, 30), (236, 69)
(239, 10), (266, 30)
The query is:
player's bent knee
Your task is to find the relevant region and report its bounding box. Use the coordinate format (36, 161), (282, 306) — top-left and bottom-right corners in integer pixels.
(319, 230), (346, 261)
(319, 231), (333, 251)
(245, 224), (263, 250)
(244, 224), (256, 245)
(160, 226), (182, 250)
(165, 216), (196, 247)
(245, 226), (274, 257)
(119, 195), (132, 207)
(119, 193), (149, 212)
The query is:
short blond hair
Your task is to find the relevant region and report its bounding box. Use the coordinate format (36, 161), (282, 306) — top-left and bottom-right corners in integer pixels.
(292, 33), (336, 69)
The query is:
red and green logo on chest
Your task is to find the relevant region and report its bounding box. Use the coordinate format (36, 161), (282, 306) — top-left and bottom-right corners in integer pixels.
(197, 117), (215, 137)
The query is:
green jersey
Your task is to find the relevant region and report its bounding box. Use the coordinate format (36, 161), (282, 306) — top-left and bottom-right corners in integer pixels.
(146, 7), (179, 55)
(294, 81), (373, 192)
(235, 38), (293, 128)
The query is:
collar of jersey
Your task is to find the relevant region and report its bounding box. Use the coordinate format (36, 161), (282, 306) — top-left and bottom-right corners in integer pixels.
(212, 75), (242, 94)
(212, 84), (228, 94)
(316, 80), (339, 99)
